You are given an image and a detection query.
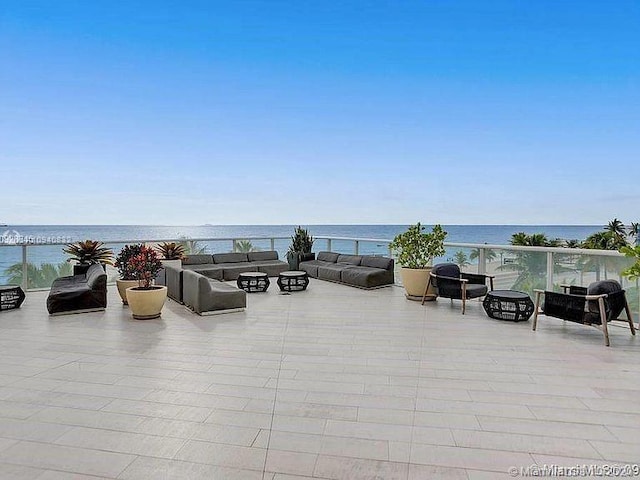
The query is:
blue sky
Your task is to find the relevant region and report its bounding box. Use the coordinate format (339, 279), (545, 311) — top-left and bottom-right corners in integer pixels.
(1, 1), (638, 225)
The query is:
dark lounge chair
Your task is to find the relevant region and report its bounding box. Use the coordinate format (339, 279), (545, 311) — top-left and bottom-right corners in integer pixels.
(424, 263), (494, 314)
(533, 280), (636, 346)
(46, 263), (107, 315)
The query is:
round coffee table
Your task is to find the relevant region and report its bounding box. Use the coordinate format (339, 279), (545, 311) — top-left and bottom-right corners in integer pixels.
(483, 290), (534, 322)
(237, 272), (270, 293)
(278, 271), (309, 292)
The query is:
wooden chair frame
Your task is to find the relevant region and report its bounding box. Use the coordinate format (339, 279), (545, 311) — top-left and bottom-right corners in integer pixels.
(533, 287), (636, 347)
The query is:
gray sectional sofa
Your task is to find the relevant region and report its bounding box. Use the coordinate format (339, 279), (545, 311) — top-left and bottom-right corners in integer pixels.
(182, 270), (246, 315)
(165, 250), (288, 306)
(299, 251), (394, 289)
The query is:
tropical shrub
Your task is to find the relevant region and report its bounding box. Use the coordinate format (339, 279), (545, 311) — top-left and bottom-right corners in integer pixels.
(115, 244), (144, 280)
(156, 242), (185, 260)
(129, 245), (163, 288)
(63, 240), (113, 266)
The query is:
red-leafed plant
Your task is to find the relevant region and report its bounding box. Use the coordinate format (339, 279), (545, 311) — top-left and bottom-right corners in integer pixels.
(128, 245), (163, 289)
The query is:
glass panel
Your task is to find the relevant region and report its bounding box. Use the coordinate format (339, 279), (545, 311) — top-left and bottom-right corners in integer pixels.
(356, 240), (391, 256)
(0, 245), (24, 287)
(489, 248), (548, 296)
(553, 252), (638, 318)
(442, 247), (476, 272)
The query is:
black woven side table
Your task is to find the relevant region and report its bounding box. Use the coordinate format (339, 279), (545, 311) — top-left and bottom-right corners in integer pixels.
(0, 285), (25, 311)
(483, 290), (534, 322)
(278, 271), (309, 292)
(237, 272), (270, 293)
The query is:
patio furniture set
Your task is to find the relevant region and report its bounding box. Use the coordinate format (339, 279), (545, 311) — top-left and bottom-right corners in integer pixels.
(5, 251), (635, 346)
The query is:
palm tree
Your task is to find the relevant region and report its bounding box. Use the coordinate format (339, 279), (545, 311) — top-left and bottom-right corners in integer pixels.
(453, 250), (470, 268)
(470, 248), (497, 263)
(4, 262), (73, 289)
(580, 230), (629, 281)
(605, 218), (626, 237)
(630, 222), (640, 245)
(501, 232), (565, 293)
(177, 237), (208, 255)
(564, 239), (582, 248)
(235, 240), (256, 253)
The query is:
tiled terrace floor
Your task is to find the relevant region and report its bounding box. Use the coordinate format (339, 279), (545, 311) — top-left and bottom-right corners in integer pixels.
(0, 280), (639, 479)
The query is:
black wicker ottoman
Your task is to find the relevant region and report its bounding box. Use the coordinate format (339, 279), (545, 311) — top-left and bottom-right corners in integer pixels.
(278, 271), (309, 292)
(0, 285), (25, 311)
(237, 272), (270, 293)
(483, 290), (534, 322)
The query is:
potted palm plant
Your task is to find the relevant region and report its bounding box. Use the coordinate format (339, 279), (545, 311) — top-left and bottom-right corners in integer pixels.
(389, 223), (447, 300)
(114, 244), (144, 304)
(63, 240), (113, 275)
(125, 245), (167, 320)
(155, 242), (186, 285)
(287, 226), (315, 270)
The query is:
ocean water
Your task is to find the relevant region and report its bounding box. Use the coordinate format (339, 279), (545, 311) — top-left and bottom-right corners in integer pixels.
(0, 224), (602, 284)
(1, 224), (601, 245)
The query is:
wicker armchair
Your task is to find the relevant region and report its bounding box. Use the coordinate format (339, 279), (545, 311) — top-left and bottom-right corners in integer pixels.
(532, 280), (636, 346)
(423, 263), (494, 314)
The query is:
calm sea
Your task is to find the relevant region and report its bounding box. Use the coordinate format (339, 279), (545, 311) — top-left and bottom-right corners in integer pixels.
(0, 224), (602, 283)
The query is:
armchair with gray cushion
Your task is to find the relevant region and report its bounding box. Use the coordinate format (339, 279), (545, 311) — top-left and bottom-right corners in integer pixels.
(423, 263), (494, 314)
(533, 280), (636, 346)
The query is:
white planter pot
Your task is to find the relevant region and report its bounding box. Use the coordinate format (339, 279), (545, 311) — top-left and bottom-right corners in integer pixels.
(116, 279), (139, 305)
(125, 286), (168, 320)
(400, 267), (436, 301)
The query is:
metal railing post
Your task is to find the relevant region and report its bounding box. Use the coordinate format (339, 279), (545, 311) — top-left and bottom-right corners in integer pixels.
(232, 239), (237, 252)
(546, 252), (554, 291)
(270, 238), (275, 251)
(21, 245), (28, 291)
(354, 240), (359, 255)
(478, 248), (486, 275)
(327, 239), (332, 252)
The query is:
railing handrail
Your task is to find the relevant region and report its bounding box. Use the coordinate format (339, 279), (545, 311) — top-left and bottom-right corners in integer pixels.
(0, 236), (627, 257)
(443, 242), (625, 257)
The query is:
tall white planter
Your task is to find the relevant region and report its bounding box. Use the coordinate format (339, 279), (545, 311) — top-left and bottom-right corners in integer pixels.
(126, 286), (168, 320)
(400, 267), (436, 301)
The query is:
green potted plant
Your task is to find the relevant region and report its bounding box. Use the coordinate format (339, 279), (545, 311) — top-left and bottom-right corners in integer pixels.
(156, 242), (186, 262)
(124, 245), (167, 320)
(114, 244), (144, 304)
(63, 240), (113, 275)
(389, 223), (447, 300)
(287, 226), (315, 270)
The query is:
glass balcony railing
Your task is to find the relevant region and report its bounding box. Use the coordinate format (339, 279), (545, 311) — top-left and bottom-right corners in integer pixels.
(1, 237), (637, 318)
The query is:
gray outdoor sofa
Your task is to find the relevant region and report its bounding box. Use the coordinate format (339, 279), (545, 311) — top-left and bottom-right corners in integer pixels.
(299, 251), (394, 288)
(182, 270), (246, 315)
(165, 251), (288, 304)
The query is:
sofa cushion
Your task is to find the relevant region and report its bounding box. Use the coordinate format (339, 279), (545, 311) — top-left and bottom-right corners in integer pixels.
(361, 256), (393, 270)
(336, 254), (361, 265)
(213, 253), (248, 264)
(252, 261), (289, 277)
(299, 262), (319, 277)
(182, 254), (213, 266)
(183, 265), (224, 281)
(317, 265), (344, 282)
(247, 251), (278, 262)
(340, 266), (391, 288)
(220, 264), (255, 281)
(317, 251), (339, 263)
